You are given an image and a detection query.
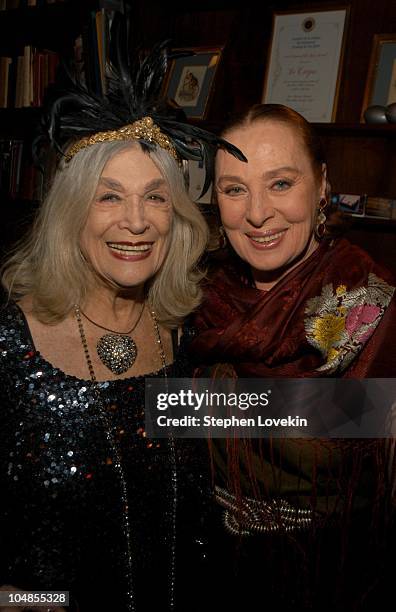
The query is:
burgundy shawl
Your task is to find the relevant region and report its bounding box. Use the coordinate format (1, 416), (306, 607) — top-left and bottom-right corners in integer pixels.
(190, 239), (396, 609)
(192, 238), (396, 377)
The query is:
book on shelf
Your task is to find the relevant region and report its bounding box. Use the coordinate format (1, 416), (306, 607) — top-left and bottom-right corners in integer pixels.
(80, 9), (110, 97)
(0, 57), (12, 107)
(365, 197), (396, 220)
(0, 138), (43, 201)
(0, 46), (59, 108)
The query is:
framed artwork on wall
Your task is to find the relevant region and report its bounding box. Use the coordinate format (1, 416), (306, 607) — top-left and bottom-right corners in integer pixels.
(361, 34), (396, 121)
(164, 47), (223, 120)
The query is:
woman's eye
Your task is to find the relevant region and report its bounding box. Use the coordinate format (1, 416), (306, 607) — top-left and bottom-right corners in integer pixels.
(271, 180), (292, 191)
(98, 193), (121, 202)
(146, 194), (167, 202)
(223, 186), (246, 196)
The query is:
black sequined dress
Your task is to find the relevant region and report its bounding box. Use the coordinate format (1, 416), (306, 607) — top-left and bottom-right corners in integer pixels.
(0, 302), (209, 611)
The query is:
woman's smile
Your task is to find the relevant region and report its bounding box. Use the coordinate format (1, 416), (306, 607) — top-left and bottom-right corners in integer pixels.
(246, 228), (288, 249)
(107, 240), (154, 261)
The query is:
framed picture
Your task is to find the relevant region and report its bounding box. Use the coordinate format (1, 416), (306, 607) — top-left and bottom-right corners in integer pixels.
(164, 47), (222, 120)
(262, 7), (349, 122)
(361, 34), (396, 120)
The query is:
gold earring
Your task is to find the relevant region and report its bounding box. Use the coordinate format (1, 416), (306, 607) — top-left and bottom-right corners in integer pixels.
(218, 225), (227, 249)
(315, 197), (327, 240)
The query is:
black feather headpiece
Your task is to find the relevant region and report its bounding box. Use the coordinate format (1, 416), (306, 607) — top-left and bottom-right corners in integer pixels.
(40, 13), (246, 196)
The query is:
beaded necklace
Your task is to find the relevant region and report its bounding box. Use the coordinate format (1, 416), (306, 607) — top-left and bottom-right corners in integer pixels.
(74, 305), (177, 611)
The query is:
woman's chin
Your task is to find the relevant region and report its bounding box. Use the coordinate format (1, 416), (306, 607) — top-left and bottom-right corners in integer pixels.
(236, 235), (318, 275)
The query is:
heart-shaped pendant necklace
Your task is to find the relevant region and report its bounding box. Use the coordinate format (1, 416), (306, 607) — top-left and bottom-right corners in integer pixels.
(96, 334), (137, 375)
(78, 302), (145, 375)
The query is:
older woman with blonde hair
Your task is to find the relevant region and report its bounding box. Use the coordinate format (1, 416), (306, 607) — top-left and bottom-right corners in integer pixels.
(0, 22), (244, 612)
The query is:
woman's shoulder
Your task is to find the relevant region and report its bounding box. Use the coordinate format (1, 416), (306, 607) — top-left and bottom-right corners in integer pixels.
(0, 299), (33, 354)
(0, 298), (24, 328)
(332, 238), (396, 286)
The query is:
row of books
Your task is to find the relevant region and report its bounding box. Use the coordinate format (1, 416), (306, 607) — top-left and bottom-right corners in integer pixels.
(80, 8), (110, 96)
(0, 139), (43, 200)
(73, 8), (116, 96)
(0, 0), (66, 9)
(0, 1), (125, 10)
(0, 47), (59, 108)
(331, 193), (396, 220)
(0, 8), (111, 108)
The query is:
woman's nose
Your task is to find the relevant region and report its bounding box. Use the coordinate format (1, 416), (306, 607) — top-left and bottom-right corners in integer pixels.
(245, 191), (275, 227)
(118, 198), (149, 234)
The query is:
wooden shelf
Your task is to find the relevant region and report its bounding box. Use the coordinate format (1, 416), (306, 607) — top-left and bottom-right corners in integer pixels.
(349, 216), (396, 229)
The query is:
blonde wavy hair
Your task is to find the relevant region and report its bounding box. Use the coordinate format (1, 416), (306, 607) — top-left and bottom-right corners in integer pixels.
(1, 140), (209, 327)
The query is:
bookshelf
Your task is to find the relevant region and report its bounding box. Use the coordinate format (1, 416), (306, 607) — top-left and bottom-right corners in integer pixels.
(0, 0), (126, 255)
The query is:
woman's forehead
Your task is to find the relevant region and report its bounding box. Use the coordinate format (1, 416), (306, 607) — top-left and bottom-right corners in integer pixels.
(216, 121), (311, 175)
(99, 147), (165, 189)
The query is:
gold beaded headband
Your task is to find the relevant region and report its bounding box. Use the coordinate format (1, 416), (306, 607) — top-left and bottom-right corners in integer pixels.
(65, 116), (180, 164)
(41, 16), (247, 196)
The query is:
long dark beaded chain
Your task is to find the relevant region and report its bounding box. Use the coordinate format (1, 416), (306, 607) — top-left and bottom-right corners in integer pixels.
(150, 308), (177, 610)
(74, 305), (178, 611)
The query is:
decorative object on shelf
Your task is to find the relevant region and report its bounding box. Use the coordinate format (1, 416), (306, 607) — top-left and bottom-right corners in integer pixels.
(385, 102), (396, 123)
(261, 7), (349, 122)
(163, 47), (223, 120)
(365, 197), (396, 220)
(361, 33), (396, 122)
(331, 193), (396, 221)
(363, 105), (388, 124)
(331, 193), (366, 217)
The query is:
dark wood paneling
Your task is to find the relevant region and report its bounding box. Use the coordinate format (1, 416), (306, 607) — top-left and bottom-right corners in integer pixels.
(321, 132), (396, 197)
(346, 222), (396, 274)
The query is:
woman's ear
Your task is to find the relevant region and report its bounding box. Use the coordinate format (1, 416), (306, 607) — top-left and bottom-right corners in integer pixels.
(320, 163), (328, 199)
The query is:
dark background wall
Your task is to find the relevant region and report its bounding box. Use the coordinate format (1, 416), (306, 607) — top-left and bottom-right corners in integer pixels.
(130, 0), (396, 270)
(0, 0), (395, 269)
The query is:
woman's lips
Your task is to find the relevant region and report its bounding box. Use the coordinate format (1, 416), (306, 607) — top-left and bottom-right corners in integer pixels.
(106, 241), (154, 261)
(246, 229), (288, 250)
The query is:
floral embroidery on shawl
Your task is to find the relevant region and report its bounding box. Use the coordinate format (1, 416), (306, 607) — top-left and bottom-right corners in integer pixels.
(304, 273), (395, 374)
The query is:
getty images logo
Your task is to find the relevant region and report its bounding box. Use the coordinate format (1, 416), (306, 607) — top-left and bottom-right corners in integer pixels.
(156, 389), (272, 411)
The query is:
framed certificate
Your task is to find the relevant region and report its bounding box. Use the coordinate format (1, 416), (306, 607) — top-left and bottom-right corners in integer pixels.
(262, 7), (349, 122)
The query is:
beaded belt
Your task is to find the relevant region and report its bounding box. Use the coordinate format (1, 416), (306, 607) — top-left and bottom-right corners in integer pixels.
(215, 485), (313, 535)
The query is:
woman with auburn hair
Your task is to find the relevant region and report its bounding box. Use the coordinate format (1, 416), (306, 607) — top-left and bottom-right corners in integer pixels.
(0, 19), (245, 612)
(191, 103), (396, 611)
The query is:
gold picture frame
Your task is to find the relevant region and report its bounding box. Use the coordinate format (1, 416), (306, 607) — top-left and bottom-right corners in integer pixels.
(361, 33), (396, 121)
